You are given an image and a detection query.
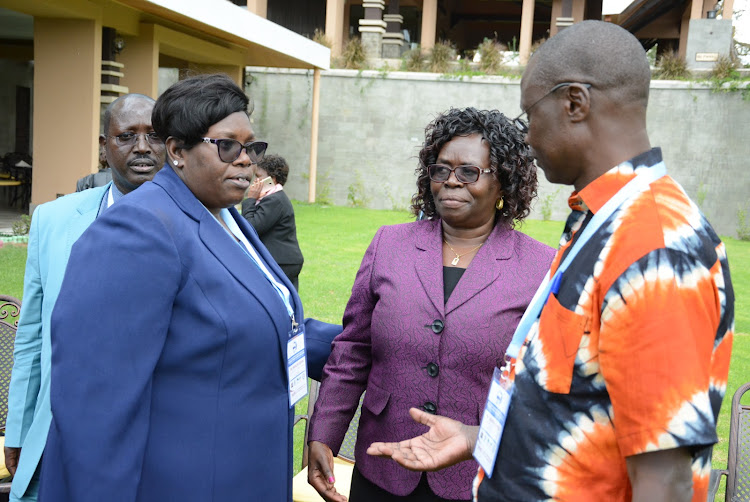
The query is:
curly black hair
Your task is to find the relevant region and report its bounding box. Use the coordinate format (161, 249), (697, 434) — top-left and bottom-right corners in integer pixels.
(411, 107), (538, 227)
(256, 154), (289, 186)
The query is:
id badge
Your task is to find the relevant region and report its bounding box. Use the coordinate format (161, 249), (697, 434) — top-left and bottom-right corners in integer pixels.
(287, 326), (308, 407)
(473, 367), (513, 477)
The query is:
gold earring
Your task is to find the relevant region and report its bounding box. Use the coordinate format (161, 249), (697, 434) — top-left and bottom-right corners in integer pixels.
(496, 197), (504, 210)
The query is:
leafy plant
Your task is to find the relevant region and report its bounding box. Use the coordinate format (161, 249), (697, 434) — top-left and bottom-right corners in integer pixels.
(539, 189), (561, 222)
(11, 214), (31, 236)
(476, 38), (505, 74)
(337, 37), (367, 70)
(428, 40), (456, 74)
(401, 46), (425, 72)
(738, 208), (750, 241)
(346, 175), (370, 208)
(655, 51), (690, 80)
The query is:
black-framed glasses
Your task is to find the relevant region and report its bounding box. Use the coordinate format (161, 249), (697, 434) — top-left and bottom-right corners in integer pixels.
(428, 164), (492, 184)
(513, 82), (592, 134)
(202, 138), (268, 164)
(111, 132), (164, 147)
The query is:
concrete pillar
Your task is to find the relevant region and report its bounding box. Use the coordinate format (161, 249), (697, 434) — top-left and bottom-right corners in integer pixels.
(120, 23), (159, 99)
(308, 68), (321, 203)
(188, 63), (244, 87)
(420, 0), (437, 51)
(690, 0), (704, 19)
(325, 0), (345, 57)
(359, 0), (386, 59)
(382, 0), (404, 59)
(679, 6), (692, 59)
(571, 0), (585, 23)
(519, 0), (535, 65)
(247, 0), (267, 18)
(32, 18), (101, 207)
(722, 0), (735, 18)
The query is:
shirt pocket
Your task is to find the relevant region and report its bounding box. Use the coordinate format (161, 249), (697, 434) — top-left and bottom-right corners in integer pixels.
(533, 292), (588, 394)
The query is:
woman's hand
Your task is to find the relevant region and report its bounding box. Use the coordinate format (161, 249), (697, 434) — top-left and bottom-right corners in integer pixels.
(245, 178), (263, 200)
(366, 407), (478, 472)
(307, 441), (347, 502)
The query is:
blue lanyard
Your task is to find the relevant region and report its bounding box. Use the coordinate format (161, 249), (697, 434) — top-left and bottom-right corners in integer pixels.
(505, 163), (667, 361)
(219, 208), (296, 324)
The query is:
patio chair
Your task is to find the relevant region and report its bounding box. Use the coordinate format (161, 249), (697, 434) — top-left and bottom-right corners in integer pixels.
(0, 295), (21, 495)
(707, 381), (750, 501)
(292, 380), (363, 502)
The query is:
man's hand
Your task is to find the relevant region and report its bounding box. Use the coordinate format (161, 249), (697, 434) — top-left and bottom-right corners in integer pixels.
(626, 447), (693, 501)
(366, 407), (477, 471)
(307, 441), (347, 502)
(4, 446), (21, 477)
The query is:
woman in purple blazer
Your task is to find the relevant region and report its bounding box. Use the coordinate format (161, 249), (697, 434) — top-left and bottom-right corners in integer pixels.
(307, 108), (556, 501)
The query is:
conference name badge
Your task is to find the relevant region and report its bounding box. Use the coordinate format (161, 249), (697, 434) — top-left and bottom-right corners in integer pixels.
(473, 367), (512, 477)
(287, 328), (308, 407)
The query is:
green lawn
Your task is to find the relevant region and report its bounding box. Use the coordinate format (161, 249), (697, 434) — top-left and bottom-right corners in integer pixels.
(1, 204), (748, 494)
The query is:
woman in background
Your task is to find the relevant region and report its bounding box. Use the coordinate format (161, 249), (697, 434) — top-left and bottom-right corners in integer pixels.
(243, 154), (304, 290)
(306, 107), (555, 502)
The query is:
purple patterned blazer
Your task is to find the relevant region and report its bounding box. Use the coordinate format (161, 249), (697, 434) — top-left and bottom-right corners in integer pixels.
(308, 219), (555, 499)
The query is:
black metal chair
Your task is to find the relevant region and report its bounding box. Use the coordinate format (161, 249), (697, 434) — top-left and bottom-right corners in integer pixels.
(292, 380), (363, 501)
(707, 382), (750, 501)
(0, 295), (21, 496)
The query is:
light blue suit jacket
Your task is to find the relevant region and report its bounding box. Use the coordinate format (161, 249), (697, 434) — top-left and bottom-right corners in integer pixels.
(5, 184), (110, 500)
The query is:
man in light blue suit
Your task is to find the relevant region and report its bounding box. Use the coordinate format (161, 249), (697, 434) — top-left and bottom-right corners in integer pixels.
(3, 93), (165, 501)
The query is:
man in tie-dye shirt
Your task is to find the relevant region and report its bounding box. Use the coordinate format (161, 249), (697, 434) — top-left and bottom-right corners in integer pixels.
(367, 20), (734, 502)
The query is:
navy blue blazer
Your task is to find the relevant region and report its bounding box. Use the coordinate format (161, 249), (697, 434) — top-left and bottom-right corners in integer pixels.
(40, 166), (339, 502)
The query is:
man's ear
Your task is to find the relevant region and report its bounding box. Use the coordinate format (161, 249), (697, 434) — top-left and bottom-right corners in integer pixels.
(165, 137), (183, 168)
(99, 134), (106, 147)
(565, 83), (591, 124)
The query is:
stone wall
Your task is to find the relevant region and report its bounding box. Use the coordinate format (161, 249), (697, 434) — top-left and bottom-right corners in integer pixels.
(246, 67), (750, 238)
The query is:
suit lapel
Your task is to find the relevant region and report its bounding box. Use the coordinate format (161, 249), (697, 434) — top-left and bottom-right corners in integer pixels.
(414, 220), (446, 316)
(153, 168), (293, 349)
(66, 183), (110, 252)
(445, 223), (515, 315)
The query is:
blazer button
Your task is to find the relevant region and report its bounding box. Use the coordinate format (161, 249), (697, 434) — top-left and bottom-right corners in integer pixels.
(426, 363), (439, 377)
(423, 401), (437, 414)
(430, 319), (444, 334)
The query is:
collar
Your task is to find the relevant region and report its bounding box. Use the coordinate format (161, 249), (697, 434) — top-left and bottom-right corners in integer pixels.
(568, 147), (663, 213)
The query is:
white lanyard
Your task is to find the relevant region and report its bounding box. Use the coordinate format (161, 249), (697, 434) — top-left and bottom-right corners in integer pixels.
(219, 209), (296, 324)
(107, 185), (114, 208)
(505, 162), (667, 362)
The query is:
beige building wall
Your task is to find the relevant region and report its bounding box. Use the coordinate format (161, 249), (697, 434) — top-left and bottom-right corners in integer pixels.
(32, 18), (101, 204)
(120, 24), (159, 99)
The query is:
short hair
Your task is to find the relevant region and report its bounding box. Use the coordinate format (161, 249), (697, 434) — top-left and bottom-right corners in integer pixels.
(152, 74), (250, 148)
(411, 107), (538, 227)
(257, 154), (290, 186)
(525, 20), (651, 108)
(102, 94), (155, 135)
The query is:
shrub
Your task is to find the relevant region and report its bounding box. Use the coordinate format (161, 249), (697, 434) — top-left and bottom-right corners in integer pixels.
(738, 208), (750, 241)
(401, 46), (424, 72)
(337, 37), (367, 70)
(312, 28), (332, 49)
(476, 38), (505, 74)
(655, 51), (689, 80)
(428, 40), (456, 74)
(11, 214), (31, 236)
(710, 55), (738, 80)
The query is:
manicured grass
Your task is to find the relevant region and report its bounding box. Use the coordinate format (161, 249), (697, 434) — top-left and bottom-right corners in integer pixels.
(1, 205), (748, 491)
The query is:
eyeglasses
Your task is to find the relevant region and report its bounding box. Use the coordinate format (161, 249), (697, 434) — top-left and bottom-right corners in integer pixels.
(111, 132), (164, 147)
(428, 164), (492, 184)
(513, 82), (592, 134)
(202, 138), (268, 164)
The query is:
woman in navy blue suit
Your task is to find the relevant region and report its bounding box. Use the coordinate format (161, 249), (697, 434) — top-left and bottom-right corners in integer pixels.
(41, 74), (339, 502)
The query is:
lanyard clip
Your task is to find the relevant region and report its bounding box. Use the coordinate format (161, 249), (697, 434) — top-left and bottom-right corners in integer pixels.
(291, 314), (299, 332)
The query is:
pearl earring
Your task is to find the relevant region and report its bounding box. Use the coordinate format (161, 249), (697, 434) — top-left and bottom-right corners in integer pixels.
(173, 160), (178, 166)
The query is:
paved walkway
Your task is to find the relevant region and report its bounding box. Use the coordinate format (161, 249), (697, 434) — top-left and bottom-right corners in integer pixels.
(0, 205), (25, 235)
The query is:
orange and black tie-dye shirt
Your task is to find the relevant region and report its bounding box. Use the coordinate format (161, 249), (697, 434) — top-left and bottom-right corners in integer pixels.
(476, 148), (734, 502)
